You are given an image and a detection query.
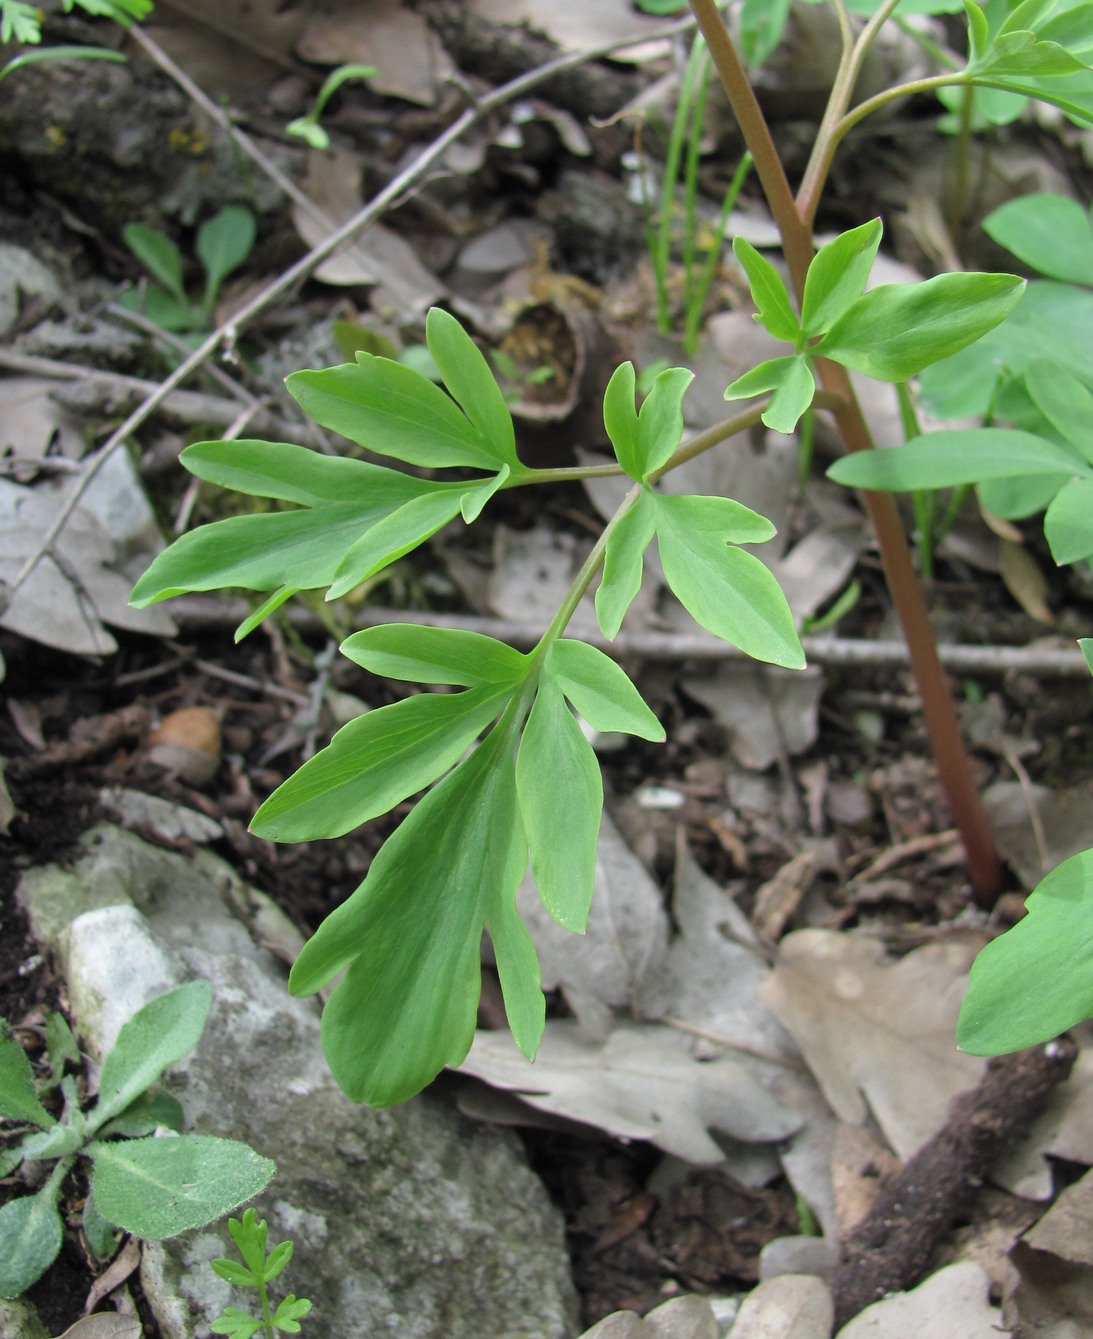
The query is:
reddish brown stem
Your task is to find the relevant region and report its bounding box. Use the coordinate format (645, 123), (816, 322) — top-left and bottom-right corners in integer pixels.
(687, 0), (1003, 903)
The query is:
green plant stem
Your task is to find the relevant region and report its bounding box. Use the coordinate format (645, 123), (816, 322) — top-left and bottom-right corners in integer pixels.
(797, 0), (918, 220)
(503, 482), (645, 734)
(948, 83), (976, 242)
(686, 0), (1003, 904)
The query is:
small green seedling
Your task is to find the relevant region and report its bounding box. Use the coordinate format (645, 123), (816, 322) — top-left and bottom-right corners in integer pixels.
(0, 0), (150, 81)
(0, 981), (275, 1299)
(286, 64), (378, 150)
(120, 205), (257, 333)
(211, 1208), (312, 1338)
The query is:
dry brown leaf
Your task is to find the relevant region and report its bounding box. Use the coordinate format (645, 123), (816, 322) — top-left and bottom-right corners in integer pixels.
(54, 1314), (142, 1339)
(291, 145), (444, 311)
(468, 0), (670, 59)
(683, 666), (822, 771)
(999, 538), (1053, 624)
(761, 930), (985, 1159)
(996, 1051), (1093, 1199)
(82, 1238), (141, 1315)
(641, 842), (797, 1064)
(297, 0), (455, 104)
(516, 812), (669, 1038)
(829, 1121), (901, 1238)
(837, 1261), (1001, 1337)
(460, 1020), (801, 1165)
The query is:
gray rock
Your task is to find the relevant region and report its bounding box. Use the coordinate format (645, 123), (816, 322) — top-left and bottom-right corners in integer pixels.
(0, 1297), (49, 1339)
(18, 821), (578, 1339)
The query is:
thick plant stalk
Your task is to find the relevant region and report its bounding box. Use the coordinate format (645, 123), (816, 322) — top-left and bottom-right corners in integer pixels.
(688, 0), (1003, 903)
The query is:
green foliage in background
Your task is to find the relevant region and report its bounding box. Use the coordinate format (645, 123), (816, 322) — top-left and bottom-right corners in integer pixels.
(0, 983), (274, 1298)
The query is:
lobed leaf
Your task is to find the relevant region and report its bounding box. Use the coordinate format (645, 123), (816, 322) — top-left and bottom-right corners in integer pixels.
(801, 217), (883, 337)
(723, 354), (804, 403)
(288, 356), (501, 471)
(603, 362), (642, 480)
(342, 623), (528, 686)
(649, 494), (804, 668)
(425, 307), (519, 470)
(815, 272), (1026, 380)
(596, 491), (657, 639)
(762, 356), (815, 434)
(732, 237), (801, 342)
(957, 848), (1093, 1054)
(828, 428), (1089, 491)
(325, 489), (467, 600)
(130, 469), (449, 608)
(289, 727), (536, 1106)
(250, 687), (511, 842)
(549, 639), (664, 741)
(637, 365), (695, 479)
(517, 670), (603, 932)
(88, 1135), (275, 1239)
(180, 439), (394, 505)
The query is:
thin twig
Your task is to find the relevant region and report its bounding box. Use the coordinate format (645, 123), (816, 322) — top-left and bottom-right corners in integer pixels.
(0, 348), (296, 438)
(5, 15), (694, 605)
(167, 598), (1093, 677)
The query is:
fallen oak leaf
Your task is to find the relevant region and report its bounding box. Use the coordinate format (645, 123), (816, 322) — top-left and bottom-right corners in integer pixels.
(459, 1019), (801, 1165)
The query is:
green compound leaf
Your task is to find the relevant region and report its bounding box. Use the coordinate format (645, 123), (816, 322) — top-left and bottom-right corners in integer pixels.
(827, 428), (1091, 491)
(549, 639), (665, 742)
(814, 272), (1026, 380)
(603, 362), (642, 480)
(1081, 638), (1093, 675)
(732, 237), (801, 343)
(957, 847), (1093, 1054)
(425, 307), (520, 470)
(517, 670), (602, 931)
(762, 356), (816, 434)
(289, 727), (536, 1106)
(179, 438), (393, 504)
(596, 490), (657, 639)
(324, 489), (466, 601)
(649, 494), (804, 669)
(0, 1186), (63, 1299)
(93, 982), (211, 1130)
(88, 1135), (275, 1239)
(342, 623), (529, 687)
(210, 1309), (263, 1339)
(0, 1022), (55, 1129)
(637, 365), (694, 479)
(287, 345), (504, 472)
(1045, 477), (1093, 563)
(724, 354), (815, 433)
(984, 192), (1093, 286)
(801, 217), (883, 337)
(130, 447), (450, 609)
(250, 688), (512, 841)
(603, 362), (694, 481)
